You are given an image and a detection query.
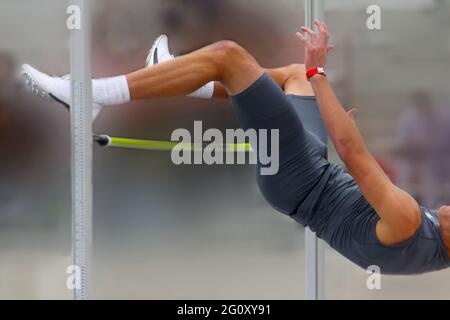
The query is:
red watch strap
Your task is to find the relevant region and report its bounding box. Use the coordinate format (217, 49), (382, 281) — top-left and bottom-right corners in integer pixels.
(306, 67), (326, 81)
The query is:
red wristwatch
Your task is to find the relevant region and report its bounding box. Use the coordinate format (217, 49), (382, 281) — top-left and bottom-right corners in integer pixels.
(306, 67), (326, 81)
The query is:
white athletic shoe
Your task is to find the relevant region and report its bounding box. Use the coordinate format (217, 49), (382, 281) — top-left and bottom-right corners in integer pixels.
(145, 35), (214, 99)
(20, 64), (103, 120)
(145, 34), (175, 67)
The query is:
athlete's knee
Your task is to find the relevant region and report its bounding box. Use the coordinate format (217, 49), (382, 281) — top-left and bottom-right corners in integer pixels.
(211, 40), (247, 58)
(208, 41), (257, 72)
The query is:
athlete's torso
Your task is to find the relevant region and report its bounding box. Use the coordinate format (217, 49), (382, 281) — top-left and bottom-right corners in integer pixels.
(295, 158), (450, 275)
(286, 94), (450, 274)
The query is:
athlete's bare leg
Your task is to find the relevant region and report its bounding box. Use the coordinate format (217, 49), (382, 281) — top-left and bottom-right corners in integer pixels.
(212, 64), (313, 99)
(127, 41), (264, 99)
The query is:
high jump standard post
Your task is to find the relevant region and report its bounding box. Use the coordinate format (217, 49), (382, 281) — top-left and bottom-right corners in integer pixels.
(70, 0), (93, 300)
(304, 0), (326, 300)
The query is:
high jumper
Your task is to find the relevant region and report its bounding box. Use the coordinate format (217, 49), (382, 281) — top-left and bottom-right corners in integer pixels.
(21, 21), (450, 274)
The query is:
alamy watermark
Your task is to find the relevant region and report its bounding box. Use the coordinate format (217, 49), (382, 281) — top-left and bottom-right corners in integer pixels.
(171, 121), (280, 176)
(66, 265), (82, 290)
(366, 265), (382, 290)
(66, 5), (81, 30)
(367, 4), (382, 30)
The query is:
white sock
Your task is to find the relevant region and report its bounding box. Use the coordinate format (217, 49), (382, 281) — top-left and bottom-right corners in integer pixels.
(51, 77), (105, 120)
(91, 75), (213, 102)
(92, 75), (130, 106)
(188, 81), (215, 99)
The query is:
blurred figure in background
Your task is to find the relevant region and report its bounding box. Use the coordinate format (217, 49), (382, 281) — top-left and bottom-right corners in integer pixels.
(396, 90), (444, 207)
(426, 99), (450, 207)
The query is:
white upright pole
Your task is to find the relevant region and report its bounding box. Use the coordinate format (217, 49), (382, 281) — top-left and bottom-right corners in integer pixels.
(70, 0), (93, 300)
(304, 0), (325, 301)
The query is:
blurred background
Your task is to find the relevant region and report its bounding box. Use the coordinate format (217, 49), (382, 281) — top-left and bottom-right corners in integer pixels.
(0, 0), (449, 299)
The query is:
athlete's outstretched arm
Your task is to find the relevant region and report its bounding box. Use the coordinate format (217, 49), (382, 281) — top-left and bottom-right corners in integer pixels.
(296, 20), (421, 246)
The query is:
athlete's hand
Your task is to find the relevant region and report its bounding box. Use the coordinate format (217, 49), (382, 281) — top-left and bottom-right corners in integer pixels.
(296, 19), (334, 71)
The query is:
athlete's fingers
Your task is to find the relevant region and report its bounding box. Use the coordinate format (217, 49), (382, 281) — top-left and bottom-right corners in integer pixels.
(314, 19), (326, 34)
(301, 26), (317, 41)
(301, 26), (318, 43)
(296, 32), (314, 50)
(321, 20), (330, 33)
(314, 19), (330, 45)
(315, 19), (329, 33)
(295, 32), (308, 44)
